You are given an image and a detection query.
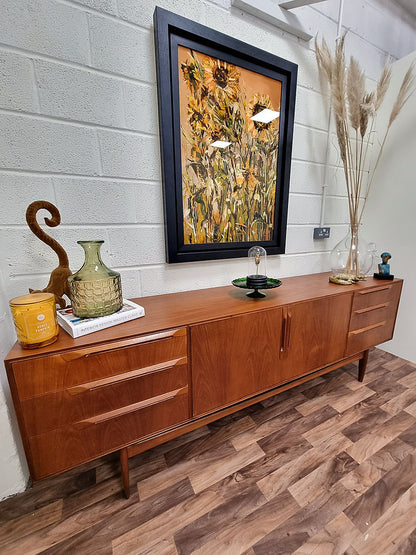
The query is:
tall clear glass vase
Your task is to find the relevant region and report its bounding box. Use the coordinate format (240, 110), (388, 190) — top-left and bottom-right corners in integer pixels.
(68, 240), (122, 317)
(330, 224), (373, 282)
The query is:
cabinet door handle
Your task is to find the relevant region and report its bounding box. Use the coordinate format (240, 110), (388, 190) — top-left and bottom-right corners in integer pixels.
(66, 357), (187, 395)
(285, 312), (292, 351)
(77, 386), (188, 426)
(280, 314), (287, 353)
(280, 311), (292, 354)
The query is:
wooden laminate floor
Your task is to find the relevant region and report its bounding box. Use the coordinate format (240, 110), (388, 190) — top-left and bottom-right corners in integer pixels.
(2, 348), (416, 554)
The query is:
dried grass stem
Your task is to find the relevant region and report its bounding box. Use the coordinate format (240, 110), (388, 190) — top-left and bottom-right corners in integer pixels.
(316, 35), (414, 234)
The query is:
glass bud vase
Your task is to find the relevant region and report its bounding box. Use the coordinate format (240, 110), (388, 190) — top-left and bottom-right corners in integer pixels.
(330, 224), (373, 280)
(68, 240), (122, 318)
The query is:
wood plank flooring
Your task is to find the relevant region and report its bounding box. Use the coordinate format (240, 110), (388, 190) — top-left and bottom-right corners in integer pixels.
(2, 348), (416, 554)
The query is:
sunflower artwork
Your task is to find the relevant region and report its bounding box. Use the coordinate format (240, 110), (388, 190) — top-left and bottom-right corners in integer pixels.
(178, 46), (282, 245)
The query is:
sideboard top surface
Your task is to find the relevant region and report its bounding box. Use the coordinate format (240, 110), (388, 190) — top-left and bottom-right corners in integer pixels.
(4, 272), (403, 363)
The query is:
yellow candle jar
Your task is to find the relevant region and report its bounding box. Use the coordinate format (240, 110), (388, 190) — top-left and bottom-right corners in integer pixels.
(10, 293), (59, 349)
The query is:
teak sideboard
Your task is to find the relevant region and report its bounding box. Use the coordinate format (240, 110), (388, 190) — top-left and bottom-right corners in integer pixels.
(4, 273), (403, 497)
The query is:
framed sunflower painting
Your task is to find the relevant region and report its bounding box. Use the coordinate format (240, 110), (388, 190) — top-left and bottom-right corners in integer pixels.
(154, 7), (297, 263)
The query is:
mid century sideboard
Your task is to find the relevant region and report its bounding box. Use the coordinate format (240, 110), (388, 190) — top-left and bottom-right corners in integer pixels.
(4, 273), (403, 497)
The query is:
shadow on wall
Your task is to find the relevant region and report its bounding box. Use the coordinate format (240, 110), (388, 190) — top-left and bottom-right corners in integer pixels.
(0, 268), (30, 499)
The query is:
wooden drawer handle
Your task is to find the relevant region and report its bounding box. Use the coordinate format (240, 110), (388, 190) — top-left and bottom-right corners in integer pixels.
(60, 328), (186, 362)
(349, 321), (386, 336)
(354, 302), (389, 314)
(77, 386), (188, 426)
(67, 357), (187, 395)
(358, 285), (392, 295)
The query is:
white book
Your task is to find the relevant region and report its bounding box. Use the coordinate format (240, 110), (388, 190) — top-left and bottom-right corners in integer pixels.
(57, 299), (145, 338)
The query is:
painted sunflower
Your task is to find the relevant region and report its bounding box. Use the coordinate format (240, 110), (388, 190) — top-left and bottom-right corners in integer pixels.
(247, 94), (279, 141)
(187, 96), (209, 137)
(181, 50), (206, 94)
(204, 58), (240, 102)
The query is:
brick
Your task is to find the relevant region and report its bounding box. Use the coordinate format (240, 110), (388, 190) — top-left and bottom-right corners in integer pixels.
(0, 226), (111, 276)
(292, 125), (328, 165)
(118, 0), (207, 30)
(107, 226), (165, 266)
(2, 274), (52, 304)
(35, 60), (125, 128)
(0, 114), (101, 174)
(117, 268), (142, 300)
(285, 225), (345, 255)
(0, 0), (90, 64)
(53, 178), (137, 224)
(289, 161), (324, 196)
(88, 14), (155, 82)
(275, 252), (330, 278)
(123, 82), (158, 134)
(71, 0), (118, 15)
(134, 182), (164, 224)
(0, 174), (55, 224)
(139, 257), (244, 297)
(0, 52), (37, 112)
(97, 129), (160, 180)
(295, 86), (329, 131)
(324, 196), (350, 225)
(287, 193), (321, 225)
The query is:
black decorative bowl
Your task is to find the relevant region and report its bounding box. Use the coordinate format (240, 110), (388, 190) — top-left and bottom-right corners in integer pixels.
(232, 277), (282, 298)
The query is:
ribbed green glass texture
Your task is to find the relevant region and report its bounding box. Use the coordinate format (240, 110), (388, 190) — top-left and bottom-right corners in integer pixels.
(68, 240), (122, 318)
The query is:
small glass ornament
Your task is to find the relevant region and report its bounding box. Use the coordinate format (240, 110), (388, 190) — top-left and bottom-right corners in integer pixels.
(68, 240), (122, 318)
(247, 246), (268, 289)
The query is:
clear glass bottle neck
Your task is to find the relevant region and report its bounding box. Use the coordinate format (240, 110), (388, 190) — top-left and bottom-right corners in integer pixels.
(79, 241), (104, 267)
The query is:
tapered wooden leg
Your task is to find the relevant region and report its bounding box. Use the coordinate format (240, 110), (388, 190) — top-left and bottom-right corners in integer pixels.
(358, 349), (369, 382)
(120, 448), (130, 499)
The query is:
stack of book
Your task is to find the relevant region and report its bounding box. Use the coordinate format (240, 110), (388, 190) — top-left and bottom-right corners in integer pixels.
(57, 299), (145, 338)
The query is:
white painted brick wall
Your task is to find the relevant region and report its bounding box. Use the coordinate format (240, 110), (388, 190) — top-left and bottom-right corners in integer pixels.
(0, 0), (414, 500)
(0, 0), (91, 64)
(88, 15), (155, 81)
(35, 60), (126, 127)
(97, 130), (160, 180)
(0, 52), (38, 112)
(0, 115), (101, 173)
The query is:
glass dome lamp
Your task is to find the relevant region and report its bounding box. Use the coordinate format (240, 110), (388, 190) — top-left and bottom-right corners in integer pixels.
(246, 246), (268, 289)
(232, 245), (281, 297)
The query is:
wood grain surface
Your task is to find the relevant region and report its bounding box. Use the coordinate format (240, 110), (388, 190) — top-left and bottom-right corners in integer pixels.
(4, 274), (402, 362)
(1, 347), (416, 554)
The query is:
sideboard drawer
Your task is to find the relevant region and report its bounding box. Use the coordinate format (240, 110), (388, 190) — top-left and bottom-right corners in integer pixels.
(13, 327), (187, 400)
(20, 357), (188, 436)
(351, 284), (395, 311)
(349, 302), (390, 332)
(346, 281), (402, 355)
(347, 321), (394, 355)
(28, 386), (189, 478)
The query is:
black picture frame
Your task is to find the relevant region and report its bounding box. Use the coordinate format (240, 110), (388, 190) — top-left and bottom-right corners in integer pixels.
(154, 7), (297, 263)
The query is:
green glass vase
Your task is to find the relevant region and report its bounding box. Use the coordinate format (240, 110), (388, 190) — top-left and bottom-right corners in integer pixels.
(68, 240), (122, 318)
